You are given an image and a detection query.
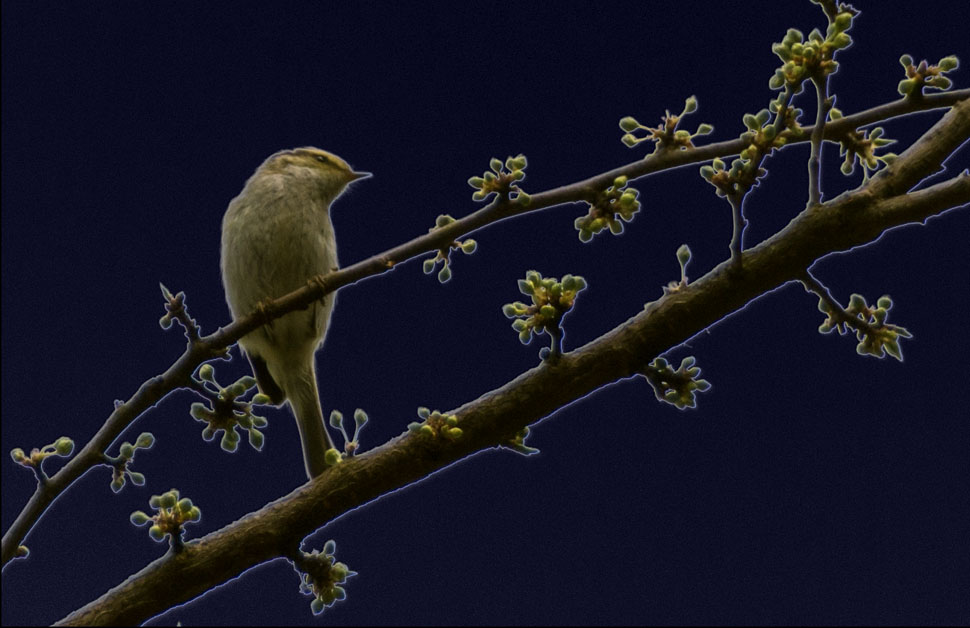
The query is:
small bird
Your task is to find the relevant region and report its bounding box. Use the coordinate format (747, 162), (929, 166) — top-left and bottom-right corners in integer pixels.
(220, 147), (369, 479)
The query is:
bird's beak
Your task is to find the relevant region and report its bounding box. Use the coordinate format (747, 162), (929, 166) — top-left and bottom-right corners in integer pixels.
(348, 170), (372, 182)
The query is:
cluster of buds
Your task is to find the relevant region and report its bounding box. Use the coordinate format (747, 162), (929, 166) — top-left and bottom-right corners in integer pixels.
(105, 432), (155, 493)
(505, 426), (539, 456)
(328, 408), (368, 456)
(467, 155), (530, 205)
(130, 489), (201, 549)
(422, 214), (477, 283)
(574, 175), (641, 242)
(768, 11), (855, 92)
(407, 407), (463, 441)
(699, 155), (768, 199)
(503, 271), (587, 359)
(640, 356), (712, 410)
(158, 283), (199, 338)
(295, 540), (356, 615)
(897, 54), (959, 97)
(829, 109), (897, 178)
(817, 293), (911, 360)
(191, 364), (268, 452)
(619, 96), (713, 153)
(10, 436), (75, 479)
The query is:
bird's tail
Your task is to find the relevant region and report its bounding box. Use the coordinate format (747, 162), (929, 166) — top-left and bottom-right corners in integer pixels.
(280, 362), (335, 479)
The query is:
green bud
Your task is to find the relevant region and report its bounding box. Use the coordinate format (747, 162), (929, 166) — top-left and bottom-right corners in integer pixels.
(518, 279), (534, 295)
(324, 448), (342, 466)
(490, 157), (503, 173)
(516, 191), (531, 206)
(831, 32), (851, 49)
(518, 329), (532, 344)
(149, 494), (162, 508)
(938, 56), (959, 72)
(437, 265), (452, 283)
(159, 314), (173, 330)
(221, 433), (239, 452)
(11, 448), (26, 463)
(159, 492), (177, 509)
(472, 190), (486, 201)
(677, 244), (691, 267)
(461, 239), (477, 254)
(329, 410), (344, 428)
(621, 134), (638, 148)
(422, 258), (436, 274)
(833, 12), (852, 32)
(695, 123), (713, 135)
(199, 364), (214, 381)
(618, 116), (640, 132)
(743, 113), (758, 130)
(135, 432), (155, 448)
(201, 426), (215, 441)
(130, 510), (151, 526)
(578, 229), (592, 243)
(120, 443), (135, 459)
(877, 295), (892, 310)
(539, 304), (557, 318)
(310, 598), (325, 615)
(54, 437), (74, 456)
(899, 54), (913, 68)
(332, 562), (349, 581)
(417, 406), (430, 419)
(613, 175), (628, 188)
(699, 165), (715, 180)
(467, 176), (485, 188)
(898, 78), (917, 95)
(435, 214), (453, 228)
(229, 383), (245, 398)
(188, 506), (202, 522)
(674, 129), (690, 141)
(128, 471), (146, 486)
(249, 428), (264, 450)
(768, 72), (785, 90)
(148, 525), (165, 541)
(420, 425), (434, 436)
(511, 319), (528, 332)
(683, 95), (698, 114)
(511, 155), (527, 170)
(110, 477), (125, 493)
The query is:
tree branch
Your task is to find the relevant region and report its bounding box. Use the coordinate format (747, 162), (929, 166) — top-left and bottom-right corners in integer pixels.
(55, 110), (970, 623)
(3, 86), (967, 569)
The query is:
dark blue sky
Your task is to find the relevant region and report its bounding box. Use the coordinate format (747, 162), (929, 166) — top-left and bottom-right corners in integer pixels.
(2, 2), (968, 625)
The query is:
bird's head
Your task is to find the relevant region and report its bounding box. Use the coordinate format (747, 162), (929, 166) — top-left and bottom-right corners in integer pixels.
(258, 147), (370, 198)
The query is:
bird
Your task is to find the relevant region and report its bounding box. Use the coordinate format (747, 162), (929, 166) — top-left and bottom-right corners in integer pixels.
(220, 147), (369, 479)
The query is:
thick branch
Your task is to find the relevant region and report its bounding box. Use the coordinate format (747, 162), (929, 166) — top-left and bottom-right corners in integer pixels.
(56, 165), (969, 625)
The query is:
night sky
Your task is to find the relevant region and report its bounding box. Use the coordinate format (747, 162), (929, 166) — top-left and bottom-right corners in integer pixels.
(2, 2), (968, 625)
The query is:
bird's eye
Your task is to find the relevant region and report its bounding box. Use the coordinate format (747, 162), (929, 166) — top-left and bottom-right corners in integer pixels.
(315, 155), (330, 165)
